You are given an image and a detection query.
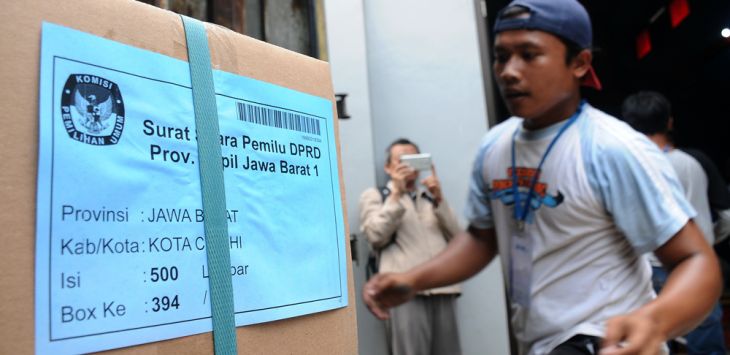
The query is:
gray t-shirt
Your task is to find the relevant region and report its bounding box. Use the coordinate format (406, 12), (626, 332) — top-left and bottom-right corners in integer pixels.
(666, 149), (713, 244)
(647, 149), (714, 266)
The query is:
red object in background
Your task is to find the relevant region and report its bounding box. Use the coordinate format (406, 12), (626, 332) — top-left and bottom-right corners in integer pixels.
(636, 29), (652, 59)
(669, 0), (690, 28)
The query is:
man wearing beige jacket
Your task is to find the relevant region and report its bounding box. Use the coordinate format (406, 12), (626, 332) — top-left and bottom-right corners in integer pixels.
(359, 138), (462, 355)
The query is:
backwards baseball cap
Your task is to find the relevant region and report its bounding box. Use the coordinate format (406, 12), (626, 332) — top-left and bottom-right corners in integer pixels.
(494, 0), (602, 90)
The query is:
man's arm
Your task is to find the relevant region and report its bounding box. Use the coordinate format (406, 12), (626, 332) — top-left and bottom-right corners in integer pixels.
(359, 188), (405, 249)
(362, 226), (497, 320)
(601, 220), (722, 354)
(433, 199), (463, 240)
(421, 166), (462, 239)
(360, 163), (416, 248)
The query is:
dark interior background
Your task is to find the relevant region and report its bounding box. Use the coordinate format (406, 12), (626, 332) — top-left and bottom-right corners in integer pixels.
(486, 0), (730, 180)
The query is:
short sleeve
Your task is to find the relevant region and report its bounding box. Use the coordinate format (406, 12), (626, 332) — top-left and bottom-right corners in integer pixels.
(465, 120), (521, 230)
(465, 146), (494, 230)
(584, 120), (696, 254)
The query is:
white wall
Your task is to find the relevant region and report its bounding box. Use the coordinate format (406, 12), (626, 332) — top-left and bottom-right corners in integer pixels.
(361, 1), (510, 354)
(323, 1), (388, 354)
(326, 0), (511, 354)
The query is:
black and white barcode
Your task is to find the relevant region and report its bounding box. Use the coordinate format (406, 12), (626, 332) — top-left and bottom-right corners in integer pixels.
(236, 102), (321, 136)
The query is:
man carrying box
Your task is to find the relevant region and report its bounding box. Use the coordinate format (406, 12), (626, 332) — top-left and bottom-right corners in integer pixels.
(363, 1), (722, 354)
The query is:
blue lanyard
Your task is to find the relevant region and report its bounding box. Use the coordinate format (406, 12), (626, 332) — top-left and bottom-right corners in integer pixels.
(511, 101), (585, 224)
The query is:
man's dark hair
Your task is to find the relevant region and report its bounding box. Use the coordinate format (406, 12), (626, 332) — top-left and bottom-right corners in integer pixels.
(386, 138), (420, 165)
(497, 5), (585, 64)
(621, 91), (672, 135)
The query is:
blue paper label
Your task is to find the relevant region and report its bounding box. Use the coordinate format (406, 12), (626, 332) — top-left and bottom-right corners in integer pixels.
(35, 22), (347, 354)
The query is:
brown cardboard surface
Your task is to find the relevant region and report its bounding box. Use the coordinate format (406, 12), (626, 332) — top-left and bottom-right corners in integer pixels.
(0, 0), (357, 354)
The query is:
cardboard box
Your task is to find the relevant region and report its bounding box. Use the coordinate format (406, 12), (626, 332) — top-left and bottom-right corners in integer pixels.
(0, 0), (357, 353)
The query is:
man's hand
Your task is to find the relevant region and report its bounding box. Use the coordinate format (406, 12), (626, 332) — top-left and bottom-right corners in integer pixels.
(362, 272), (416, 320)
(421, 165), (443, 205)
(600, 312), (664, 355)
(600, 220), (721, 355)
(362, 229), (497, 321)
(390, 162), (415, 195)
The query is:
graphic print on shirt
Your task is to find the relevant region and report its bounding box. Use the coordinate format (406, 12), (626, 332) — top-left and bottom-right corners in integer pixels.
(488, 167), (564, 223)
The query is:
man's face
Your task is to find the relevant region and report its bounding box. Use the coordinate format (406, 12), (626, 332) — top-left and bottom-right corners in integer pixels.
(493, 30), (581, 123)
(385, 144), (419, 183)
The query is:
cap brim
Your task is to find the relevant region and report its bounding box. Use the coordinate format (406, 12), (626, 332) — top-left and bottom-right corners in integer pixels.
(582, 66), (602, 90)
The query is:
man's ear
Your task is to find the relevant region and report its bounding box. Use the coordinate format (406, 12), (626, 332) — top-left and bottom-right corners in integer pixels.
(572, 49), (593, 81)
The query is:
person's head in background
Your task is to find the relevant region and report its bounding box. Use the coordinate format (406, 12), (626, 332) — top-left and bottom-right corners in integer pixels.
(385, 138), (420, 192)
(493, 0), (601, 130)
(621, 91), (674, 149)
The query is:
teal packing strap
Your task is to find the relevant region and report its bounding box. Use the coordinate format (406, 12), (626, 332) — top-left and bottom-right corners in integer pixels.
(180, 15), (238, 355)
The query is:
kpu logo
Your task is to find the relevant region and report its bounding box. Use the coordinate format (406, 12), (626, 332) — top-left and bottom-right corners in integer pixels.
(61, 74), (125, 145)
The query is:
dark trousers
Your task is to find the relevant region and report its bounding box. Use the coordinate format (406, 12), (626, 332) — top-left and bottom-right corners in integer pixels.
(387, 294), (461, 355)
(548, 335), (602, 355)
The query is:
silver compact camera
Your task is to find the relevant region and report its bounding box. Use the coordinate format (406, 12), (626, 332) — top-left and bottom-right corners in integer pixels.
(400, 153), (432, 171)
